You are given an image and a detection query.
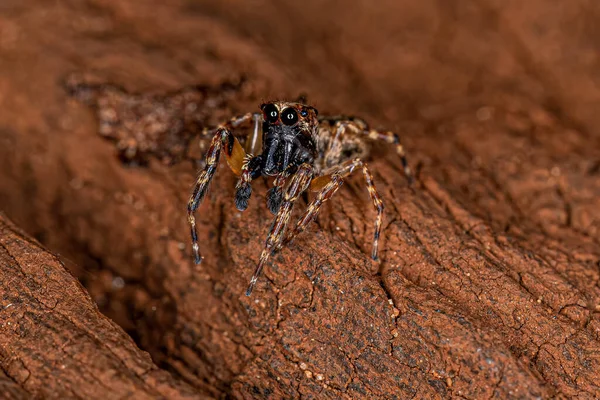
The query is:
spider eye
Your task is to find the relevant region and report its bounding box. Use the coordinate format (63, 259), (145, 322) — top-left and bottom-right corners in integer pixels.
(263, 104), (279, 123)
(300, 109), (308, 117)
(281, 108), (298, 126)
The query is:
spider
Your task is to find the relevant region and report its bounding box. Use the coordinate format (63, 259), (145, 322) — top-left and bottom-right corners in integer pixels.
(187, 100), (412, 296)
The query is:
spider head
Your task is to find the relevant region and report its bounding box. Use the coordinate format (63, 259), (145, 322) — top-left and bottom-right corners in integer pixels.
(259, 101), (319, 175)
(260, 101), (318, 128)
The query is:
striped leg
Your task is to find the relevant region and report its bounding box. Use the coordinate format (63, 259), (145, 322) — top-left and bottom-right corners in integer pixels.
(326, 120), (413, 184)
(246, 163), (314, 296)
(266, 166), (297, 214)
(359, 161), (385, 260)
(266, 173), (287, 215)
(322, 121), (346, 167)
(365, 128), (413, 184)
(187, 126), (247, 264)
(280, 158), (385, 261)
(199, 112), (262, 164)
(201, 112), (260, 137)
(279, 174), (344, 249)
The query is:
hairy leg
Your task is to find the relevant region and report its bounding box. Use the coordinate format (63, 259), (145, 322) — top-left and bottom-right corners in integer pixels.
(266, 165), (300, 214)
(187, 126), (248, 264)
(280, 158), (385, 260)
(201, 112), (262, 158)
(365, 127), (413, 184)
(246, 164), (314, 296)
(321, 119), (413, 183)
(202, 112), (260, 135)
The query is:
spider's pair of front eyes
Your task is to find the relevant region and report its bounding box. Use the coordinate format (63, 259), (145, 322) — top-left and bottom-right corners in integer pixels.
(263, 104), (306, 126)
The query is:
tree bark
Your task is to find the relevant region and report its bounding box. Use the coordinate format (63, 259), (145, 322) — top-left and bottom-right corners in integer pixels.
(0, 0), (599, 398)
(0, 214), (203, 399)
(0, 370), (30, 400)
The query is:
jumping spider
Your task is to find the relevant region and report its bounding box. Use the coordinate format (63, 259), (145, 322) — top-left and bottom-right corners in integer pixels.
(188, 100), (412, 296)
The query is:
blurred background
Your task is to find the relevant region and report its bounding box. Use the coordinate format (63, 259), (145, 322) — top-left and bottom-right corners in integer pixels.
(2, 1), (600, 125)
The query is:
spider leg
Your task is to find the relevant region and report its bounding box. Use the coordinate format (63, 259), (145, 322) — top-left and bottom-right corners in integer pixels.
(365, 128), (413, 184)
(189, 112), (263, 261)
(323, 122), (346, 167)
(198, 112), (261, 167)
(279, 158), (385, 261)
(266, 166), (298, 214)
(187, 125), (249, 264)
(324, 119), (413, 184)
(202, 112), (259, 136)
(279, 174), (344, 249)
(246, 163), (314, 296)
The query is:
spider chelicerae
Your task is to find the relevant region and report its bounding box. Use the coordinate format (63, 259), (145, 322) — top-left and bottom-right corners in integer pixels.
(188, 100), (412, 296)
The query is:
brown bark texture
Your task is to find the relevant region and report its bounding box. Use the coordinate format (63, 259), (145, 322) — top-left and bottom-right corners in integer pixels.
(0, 214), (201, 399)
(1, 0), (600, 399)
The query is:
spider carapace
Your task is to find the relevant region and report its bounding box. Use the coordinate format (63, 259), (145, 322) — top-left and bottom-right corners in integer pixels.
(187, 100), (412, 296)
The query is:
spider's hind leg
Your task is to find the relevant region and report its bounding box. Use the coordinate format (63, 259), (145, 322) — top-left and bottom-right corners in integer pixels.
(366, 129), (413, 184)
(323, 118), (414, 184)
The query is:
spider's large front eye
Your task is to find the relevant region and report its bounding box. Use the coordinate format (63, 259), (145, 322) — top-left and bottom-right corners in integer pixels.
(281, 108), (298, 126)
(263, 104), (279, 123)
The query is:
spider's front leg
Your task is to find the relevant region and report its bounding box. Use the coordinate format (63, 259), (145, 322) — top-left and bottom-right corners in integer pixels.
(266, 166), (296, 214)
(188, 125), (250, 264)
(245, 164), (314, 296)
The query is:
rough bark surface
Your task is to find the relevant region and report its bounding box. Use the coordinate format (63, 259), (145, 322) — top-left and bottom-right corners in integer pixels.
(0, 0), (600, 399)
(0, 214), (202, 399)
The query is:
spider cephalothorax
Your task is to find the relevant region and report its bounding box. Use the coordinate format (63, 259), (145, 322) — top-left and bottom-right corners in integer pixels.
(188, 100), (412, 295)
(259, 102), (318, 175)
